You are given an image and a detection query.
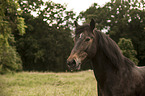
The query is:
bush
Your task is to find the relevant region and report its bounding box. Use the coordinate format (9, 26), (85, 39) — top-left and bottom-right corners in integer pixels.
(118, 38), (139, 65)
(0, 37), (22, 74)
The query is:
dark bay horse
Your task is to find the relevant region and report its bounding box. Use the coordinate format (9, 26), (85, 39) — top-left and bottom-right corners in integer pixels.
(67, 19), (145, 96)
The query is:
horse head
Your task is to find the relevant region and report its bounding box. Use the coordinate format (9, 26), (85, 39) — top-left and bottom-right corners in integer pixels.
(67, 19), (97, 70)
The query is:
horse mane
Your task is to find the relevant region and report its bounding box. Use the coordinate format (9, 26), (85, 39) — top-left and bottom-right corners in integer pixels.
(94, 29), (135, 70)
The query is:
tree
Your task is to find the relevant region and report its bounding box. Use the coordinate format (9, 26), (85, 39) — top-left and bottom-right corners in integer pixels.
(118, 38), (139, 65)
(79, 0), (145, 66)
(16, 0), (75, 71)
(0, 0), (26, 73)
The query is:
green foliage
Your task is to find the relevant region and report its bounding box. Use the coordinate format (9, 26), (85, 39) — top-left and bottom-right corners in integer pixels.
(118, 38), (139, 65)
(0, 45), (22, 74)
(0, 71), (97, 96)
(16, 16), (73, 71)
(0, 0), (25, 74)
(0, 0), (90, 72)
(80, 0), (145, 66)
(0, 27), (22, 74)
(15, 0), (75, 71)
(17, 17), (27, 35)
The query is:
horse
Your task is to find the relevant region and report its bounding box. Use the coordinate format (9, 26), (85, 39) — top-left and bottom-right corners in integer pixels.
(67, 19), (145, 96)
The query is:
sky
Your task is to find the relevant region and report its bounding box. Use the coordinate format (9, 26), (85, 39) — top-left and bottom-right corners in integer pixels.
(47, 0), (111, 15)
(32, 0), (111, 17)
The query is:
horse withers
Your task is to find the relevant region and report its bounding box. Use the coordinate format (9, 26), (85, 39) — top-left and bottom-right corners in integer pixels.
(67, 19), (145, 96)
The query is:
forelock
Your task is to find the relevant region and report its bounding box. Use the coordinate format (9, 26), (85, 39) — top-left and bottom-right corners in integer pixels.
(75, 24), (90, 35)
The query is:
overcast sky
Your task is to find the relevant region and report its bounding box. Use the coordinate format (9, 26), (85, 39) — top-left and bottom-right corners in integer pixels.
(32, 0), (111, 17)
(47, 0), (111, 15)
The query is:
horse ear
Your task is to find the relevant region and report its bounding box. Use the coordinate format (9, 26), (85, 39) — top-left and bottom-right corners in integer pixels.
(90, 19), (95, 31)
(74, 21), (79, 28)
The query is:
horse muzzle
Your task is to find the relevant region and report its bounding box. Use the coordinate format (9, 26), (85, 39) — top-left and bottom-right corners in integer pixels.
(67, 59), (81, 71)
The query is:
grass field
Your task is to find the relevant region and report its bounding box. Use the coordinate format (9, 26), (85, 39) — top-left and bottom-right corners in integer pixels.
(0, 70), (97, 96)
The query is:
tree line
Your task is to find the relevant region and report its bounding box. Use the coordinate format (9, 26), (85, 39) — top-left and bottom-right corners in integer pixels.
(0, 0), (144, 73)
(0, 0), (75, 73)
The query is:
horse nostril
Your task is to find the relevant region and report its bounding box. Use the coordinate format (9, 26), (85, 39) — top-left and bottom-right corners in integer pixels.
(67, 59), (76, 67)
(72, 60), (76, 65)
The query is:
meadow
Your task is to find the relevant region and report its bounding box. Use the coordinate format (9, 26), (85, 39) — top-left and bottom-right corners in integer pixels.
(0, 70), (97, 96)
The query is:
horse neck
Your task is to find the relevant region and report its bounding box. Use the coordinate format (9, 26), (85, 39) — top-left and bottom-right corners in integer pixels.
(91, 38), (136, 88)
(91, 47), (115, 84)
(91, 31), (124, 86)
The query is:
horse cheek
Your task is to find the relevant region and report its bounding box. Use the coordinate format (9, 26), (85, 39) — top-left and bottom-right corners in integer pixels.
(87, 43), (96, 58)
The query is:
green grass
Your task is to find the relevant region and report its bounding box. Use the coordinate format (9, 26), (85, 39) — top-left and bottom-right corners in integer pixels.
(0, 70), (97, 96)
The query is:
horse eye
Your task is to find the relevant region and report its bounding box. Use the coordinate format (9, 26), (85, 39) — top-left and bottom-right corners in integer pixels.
(85, 38), (90, 41)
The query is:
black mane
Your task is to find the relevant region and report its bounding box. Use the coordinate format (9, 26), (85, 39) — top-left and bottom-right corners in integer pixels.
(95, 29), (135, 69)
